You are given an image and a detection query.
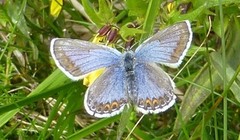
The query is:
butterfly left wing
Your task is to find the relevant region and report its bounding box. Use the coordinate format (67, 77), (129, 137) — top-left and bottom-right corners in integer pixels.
(135, 20), (192, 68)
(133, 63), (176, 114)
(50, 38), (122, 80)
(84, 66), (128, 118)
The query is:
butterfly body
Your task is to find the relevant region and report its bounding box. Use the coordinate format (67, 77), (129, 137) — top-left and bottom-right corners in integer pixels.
(122, 51), (137, 103)
(50, 21), (193, 118)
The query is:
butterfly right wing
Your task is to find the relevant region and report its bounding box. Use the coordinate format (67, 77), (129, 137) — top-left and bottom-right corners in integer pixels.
(84, 66), (128, 118)
(50, 38), (122, 80)
(135, 21), (192, 68)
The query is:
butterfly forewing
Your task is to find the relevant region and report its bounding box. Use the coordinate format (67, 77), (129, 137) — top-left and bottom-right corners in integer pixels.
(50, 38), (122, 80)
(133, 63), (176, 114)
(135, 20), (192, 68)
(84, 66), (128, 118)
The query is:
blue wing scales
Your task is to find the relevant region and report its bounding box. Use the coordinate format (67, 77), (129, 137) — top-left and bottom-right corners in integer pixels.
(50, 38), (122, 80)
(135, 21), (192, 68)
(133, 63), (176, 114)
(84, 66), (128, 118)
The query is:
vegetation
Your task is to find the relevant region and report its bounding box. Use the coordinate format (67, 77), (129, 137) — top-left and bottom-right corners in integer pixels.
(0, 0), (239, 139)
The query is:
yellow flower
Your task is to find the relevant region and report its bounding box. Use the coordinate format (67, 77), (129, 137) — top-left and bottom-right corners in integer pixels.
(50, 0), (63, 18)
(83, 68), (105, 87)
(167, 2), (175, 13)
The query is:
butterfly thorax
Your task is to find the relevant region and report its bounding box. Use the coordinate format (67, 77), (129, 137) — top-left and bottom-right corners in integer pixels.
(123, 51), (137, 102)
(123, 51), (135, 72)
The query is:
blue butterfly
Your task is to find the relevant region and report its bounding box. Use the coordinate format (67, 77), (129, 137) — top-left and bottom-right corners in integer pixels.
(50, 20), (193, 118)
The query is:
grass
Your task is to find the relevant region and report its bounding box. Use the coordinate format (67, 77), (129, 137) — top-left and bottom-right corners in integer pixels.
(0, 0), (240, 139)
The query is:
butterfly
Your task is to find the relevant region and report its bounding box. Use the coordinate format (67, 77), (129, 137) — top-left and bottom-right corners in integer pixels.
(50, 20), (193, 118)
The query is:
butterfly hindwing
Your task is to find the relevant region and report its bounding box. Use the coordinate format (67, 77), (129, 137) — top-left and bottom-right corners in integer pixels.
(133, 63), (176, 114)
(84, 66), (128, 118)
